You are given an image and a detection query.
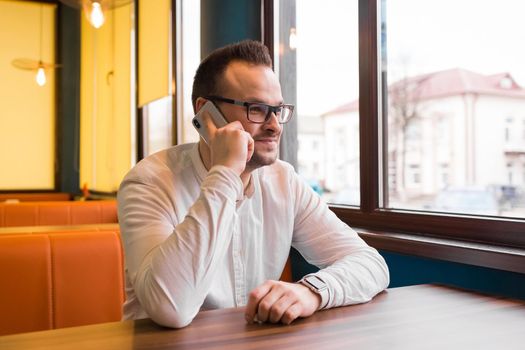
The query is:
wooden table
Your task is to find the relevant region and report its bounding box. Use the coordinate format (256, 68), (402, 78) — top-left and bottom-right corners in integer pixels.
(1, 284), (524, 349)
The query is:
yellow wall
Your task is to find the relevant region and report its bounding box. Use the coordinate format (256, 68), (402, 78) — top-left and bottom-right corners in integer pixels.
(0, 1), (56, 190)
(80, 4), (133, 192)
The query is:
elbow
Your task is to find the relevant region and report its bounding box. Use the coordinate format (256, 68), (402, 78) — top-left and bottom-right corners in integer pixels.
(135, 271), (199, 329)
(358, 248), (391, 294)
(379, 266), (390, 292)
(149, 308), (195, 329)
(371, 249), (390, 291)
(140, 292), (199, 329)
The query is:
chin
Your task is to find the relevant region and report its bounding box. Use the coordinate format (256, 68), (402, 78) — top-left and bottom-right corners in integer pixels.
(247, 151), (278, 168)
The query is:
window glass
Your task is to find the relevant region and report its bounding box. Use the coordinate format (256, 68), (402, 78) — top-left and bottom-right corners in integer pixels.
(277, 0), (360, 205)
(384, 0), (525, 218)
(179, 0), (200, 144)
(142, 96), (172, 157)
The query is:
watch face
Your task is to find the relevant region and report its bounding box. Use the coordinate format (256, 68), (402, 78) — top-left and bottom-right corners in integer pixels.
(305, 276), (326, 290)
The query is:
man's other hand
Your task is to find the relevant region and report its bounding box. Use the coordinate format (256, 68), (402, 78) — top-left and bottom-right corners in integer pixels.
(244, 280), (321, 325)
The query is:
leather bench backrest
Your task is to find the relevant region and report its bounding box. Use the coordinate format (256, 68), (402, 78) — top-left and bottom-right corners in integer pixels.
(0, 234), (51, 335)
(0, 201), (118, 227)
(0, 230), (124, 336)
(0, 193), (71, 202)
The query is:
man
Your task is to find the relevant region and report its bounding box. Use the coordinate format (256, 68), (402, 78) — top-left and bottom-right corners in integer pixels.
(117, 40), (389, 328)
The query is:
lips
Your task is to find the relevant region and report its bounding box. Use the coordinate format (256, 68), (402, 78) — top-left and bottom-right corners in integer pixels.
(255, 138), (278, 143)
(255, 139), (279, 149)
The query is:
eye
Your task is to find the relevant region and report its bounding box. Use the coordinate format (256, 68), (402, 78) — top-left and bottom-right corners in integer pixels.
(249, 104), (268, 115)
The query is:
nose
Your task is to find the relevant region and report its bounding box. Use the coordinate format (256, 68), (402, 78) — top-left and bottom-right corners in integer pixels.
(263, 111), (282, 133)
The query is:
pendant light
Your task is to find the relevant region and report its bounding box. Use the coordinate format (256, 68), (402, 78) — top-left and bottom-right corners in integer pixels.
(58, 0), (132, 29)
(11, 4), (60, 87)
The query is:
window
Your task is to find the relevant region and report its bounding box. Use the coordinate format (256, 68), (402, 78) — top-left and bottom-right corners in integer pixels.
(140, 0), (200, 163)
(269, 0), (525, 248)
(440, 163), (449, 188)
(271, 0), (359, 206)
(500, 77), (513, 89)
(142, 96), (173, 157)
(507, 162), (513, 185)
(384, 1), (525, 219)
(505, 118), (513, 142)
(177, 0), (201, 144)
(408, 164), (420, 185)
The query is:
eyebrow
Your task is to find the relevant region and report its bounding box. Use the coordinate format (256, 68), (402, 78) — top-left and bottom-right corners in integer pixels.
(244, 97), (285, 105)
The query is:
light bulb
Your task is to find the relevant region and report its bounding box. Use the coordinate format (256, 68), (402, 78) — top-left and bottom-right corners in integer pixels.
(90, 2), (105, 29)
(36, 67), (46, 86)
(289, 28), (298, 50)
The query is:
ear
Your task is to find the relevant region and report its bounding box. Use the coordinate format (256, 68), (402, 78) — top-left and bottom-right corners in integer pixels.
(195, 97), (208, 113)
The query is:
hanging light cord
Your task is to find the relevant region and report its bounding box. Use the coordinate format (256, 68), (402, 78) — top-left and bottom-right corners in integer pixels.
(39, 4), (43, 64)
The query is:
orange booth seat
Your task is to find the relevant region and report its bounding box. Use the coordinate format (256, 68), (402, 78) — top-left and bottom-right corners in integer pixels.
(0, 229), (125, 336)
(0, 200), (117, 227)
(0, 192), (71, 202)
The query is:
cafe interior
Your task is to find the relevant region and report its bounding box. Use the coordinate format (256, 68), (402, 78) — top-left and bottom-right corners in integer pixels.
(0, 0), (524, 348)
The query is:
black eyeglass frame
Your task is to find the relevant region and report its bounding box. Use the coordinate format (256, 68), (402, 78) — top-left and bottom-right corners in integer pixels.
(205, 95), (295, 124)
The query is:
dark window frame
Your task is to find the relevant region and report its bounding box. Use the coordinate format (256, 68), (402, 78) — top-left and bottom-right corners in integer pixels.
(263, 0), (525, 250)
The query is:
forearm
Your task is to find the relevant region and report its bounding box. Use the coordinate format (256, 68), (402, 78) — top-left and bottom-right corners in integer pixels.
(291, 171), (389, 309)
(313, 247), (389, 309)
(133, 210), (236, 327)
(122, 166), (242, 327)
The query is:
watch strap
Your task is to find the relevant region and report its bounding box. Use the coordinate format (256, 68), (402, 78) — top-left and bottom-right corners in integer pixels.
(299, 274), (329, 310)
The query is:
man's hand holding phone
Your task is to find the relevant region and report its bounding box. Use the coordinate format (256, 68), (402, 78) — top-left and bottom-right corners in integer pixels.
(194, 101), (254, 175)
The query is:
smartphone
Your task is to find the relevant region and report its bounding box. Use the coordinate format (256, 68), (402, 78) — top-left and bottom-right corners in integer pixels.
(192, 101), (229, 144)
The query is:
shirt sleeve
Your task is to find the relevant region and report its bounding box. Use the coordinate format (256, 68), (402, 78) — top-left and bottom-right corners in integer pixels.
(118, 165), (243, 328)
(290, 171), (390, 309)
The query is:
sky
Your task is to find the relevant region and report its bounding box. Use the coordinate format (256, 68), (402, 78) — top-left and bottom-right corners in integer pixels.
(295, 0), (525, 116)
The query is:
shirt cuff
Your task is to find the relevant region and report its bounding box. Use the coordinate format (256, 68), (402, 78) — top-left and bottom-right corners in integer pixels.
(309, 272), (333, 310)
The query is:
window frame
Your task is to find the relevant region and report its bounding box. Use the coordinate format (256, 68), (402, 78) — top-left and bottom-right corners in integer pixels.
(264, 0), (525, 250)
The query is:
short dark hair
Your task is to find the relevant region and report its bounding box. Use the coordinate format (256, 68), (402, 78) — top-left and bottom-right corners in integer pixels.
(191, 40), (273, 111)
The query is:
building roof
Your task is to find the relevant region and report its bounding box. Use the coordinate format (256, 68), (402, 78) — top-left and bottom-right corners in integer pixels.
(322, 68), (525, 117)
(390, 68), (525, 101)
(321, 99), (359, 117)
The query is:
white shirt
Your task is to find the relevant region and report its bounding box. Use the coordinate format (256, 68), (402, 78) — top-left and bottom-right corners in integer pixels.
(117, 143), (389, 328)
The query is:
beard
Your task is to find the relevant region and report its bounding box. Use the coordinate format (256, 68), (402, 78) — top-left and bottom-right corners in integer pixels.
(246, 131), (280, 169)
(247, 147), (278, 168)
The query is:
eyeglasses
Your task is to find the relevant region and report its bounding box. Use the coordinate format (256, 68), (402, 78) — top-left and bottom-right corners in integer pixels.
(205, 95), (295, 124)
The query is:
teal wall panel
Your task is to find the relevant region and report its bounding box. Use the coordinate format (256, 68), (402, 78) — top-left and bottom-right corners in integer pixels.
(290, 248), (525, 301)
(201, 0), (261, 57)
(57, 4), (80, 194)
(381, 251), (525, 300)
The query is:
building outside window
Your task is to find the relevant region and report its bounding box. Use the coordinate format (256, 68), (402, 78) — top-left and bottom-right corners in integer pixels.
(505, 117), (513, 142)
(273, 0), (525, 220)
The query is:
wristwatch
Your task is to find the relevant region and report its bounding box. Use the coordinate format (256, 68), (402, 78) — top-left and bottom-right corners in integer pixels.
(298, 275), (329, 309)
